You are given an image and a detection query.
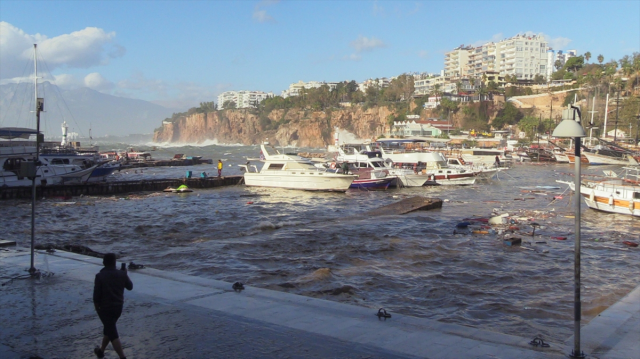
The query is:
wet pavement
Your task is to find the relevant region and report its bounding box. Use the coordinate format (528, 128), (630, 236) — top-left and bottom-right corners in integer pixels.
(1, 249), (636, 359)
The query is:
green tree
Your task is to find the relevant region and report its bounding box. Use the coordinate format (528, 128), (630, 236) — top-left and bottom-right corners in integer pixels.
(564, 56), (584, 73)
(222, 100), (236, 109)
(517, 116), (540, 140)
(597, 54), (604, 64)
(554, 59), (563, 71)
(584, 51), (591, 63)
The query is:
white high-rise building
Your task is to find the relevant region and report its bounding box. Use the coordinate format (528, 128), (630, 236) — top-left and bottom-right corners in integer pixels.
(495, 34), (548, 80)
(444, 46), (473, 78)
(281, 80), (338, 98)
(218, 91), (274, 110)
(443, 33), (550, 81)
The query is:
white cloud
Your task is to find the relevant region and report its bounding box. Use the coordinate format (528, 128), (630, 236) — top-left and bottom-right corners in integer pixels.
(471, 33), (504, 47)
(373, 1), (385, 17)
(0, 22), (125, 80)
(84, 72), (114, 92)
(53, 74), (83, 89)
(350, 35), (386, 52)
(418, 50), (429, 59)
(253, 0), (279, 23)
(343, 54), (362, 61)
(548, 37), (572, 50)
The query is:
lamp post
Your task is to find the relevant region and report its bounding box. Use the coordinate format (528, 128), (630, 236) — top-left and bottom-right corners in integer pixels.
(552, 105), (587, 359)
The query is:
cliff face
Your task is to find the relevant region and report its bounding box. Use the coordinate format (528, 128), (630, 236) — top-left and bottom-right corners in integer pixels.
(153, 106), (394, 147)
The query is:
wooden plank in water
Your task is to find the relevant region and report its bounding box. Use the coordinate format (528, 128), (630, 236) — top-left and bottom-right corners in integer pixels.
(365, 197), (443, 216)
(0, 240), (16, 247)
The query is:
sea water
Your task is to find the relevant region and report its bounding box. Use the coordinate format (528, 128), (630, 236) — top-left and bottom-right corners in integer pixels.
(2, 143), (639, 341)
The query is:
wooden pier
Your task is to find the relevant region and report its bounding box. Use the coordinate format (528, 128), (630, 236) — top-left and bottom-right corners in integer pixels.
(0, 176), (243, 200)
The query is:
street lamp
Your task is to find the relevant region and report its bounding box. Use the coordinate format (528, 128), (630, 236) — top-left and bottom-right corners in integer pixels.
(552, 105), (586, 359)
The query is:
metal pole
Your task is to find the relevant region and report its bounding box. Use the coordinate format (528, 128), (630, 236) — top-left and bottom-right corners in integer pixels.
(30, 44), (39, 275)
(614, 89), (620, 142)
(571, 105), (584, 359)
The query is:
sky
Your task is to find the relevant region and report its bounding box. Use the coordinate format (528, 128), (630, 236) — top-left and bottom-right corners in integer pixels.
(1, 0), (639, 110)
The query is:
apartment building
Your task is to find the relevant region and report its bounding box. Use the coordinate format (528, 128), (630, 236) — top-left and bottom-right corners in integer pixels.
(443, 33), (550, 82)
(357, 77), (391, 92)
(281, 80), (338, 98)
(217, 91), (274, 110)
(444, 46), (473, 78)
(495, 34), (548, 80)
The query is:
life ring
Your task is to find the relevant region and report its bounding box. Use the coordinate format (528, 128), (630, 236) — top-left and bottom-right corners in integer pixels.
(330, 162), (336, 169)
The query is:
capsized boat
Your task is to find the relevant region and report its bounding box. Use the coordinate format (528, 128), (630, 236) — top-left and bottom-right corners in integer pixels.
(240, 144), (356, 192)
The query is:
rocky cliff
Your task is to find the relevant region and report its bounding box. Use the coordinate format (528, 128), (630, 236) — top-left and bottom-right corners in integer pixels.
(153, 106), (394, 147)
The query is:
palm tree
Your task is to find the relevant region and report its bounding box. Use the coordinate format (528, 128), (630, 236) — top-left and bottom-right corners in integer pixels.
(597, 54), (604, 64)
(584, 51), (591, 63)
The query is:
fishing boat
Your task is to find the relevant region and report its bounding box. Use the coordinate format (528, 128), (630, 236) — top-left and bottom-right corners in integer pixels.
(240, 144), (356, 192)
(558, 167), (640, 216)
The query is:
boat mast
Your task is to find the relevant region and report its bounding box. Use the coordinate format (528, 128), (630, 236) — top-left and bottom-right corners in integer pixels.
(30, 44), (43, 275)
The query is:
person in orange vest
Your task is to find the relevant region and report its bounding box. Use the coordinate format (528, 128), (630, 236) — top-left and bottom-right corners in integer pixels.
(217, 160), (223, 177)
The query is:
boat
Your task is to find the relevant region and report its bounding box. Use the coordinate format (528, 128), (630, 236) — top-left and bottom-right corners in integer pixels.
(583, 151), (638, 166)
(240, 144), (356, 192)
(0, 46), (101, 187)
(557, 167), (640, 216)
(334, 144), (424, 188)
(373, 140), (479, 185)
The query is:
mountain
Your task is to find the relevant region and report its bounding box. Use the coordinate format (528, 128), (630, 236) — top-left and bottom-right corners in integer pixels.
(0, 82), (179, 137)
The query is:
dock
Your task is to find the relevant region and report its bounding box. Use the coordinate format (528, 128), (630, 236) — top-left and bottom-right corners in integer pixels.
(0, 176), (243, 200)
(1, 249), (637, 358)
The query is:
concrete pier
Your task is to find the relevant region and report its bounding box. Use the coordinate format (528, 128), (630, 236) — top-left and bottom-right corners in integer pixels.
(6, 249), (637, 358)
(0, 176), (243, 200)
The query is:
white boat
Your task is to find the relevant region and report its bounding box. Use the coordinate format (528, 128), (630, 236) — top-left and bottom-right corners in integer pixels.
(557, 167), (640, 217)
(334, 144), (426, 188)
(373, 140), (479, 185)
(240, 144), (356, 192)
(583, 151), (638, 166)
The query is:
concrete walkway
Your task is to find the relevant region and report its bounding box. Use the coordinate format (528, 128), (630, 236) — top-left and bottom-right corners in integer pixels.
(1, 249), (635, 358)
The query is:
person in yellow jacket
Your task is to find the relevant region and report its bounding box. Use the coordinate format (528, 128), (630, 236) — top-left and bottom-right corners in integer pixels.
(217, 159), (223, 177)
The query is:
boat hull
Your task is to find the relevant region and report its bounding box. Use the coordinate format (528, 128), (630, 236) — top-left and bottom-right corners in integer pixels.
(350, 177), (394, 190)
(244, 172), (355, 192)
(583, 152), (638, 166)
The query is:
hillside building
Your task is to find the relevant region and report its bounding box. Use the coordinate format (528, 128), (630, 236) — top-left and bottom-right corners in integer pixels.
(218, 91), (274, 110)
(443, 33), (550, 82)
(281, 80), (338, 98)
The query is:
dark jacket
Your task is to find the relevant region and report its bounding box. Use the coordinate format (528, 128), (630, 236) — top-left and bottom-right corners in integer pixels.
(93, 266), (133, 309)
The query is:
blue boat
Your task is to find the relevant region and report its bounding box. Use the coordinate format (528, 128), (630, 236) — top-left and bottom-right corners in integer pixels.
(349, 177), (394, 190)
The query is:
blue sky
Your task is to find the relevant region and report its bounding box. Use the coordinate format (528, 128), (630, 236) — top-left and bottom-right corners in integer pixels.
(1, 0), (639, 110)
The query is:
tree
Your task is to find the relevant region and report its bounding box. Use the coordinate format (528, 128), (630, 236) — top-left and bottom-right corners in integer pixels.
(222, 100), (236, 109)
(564, 56), (585, 73)
(584, 51), (591, 63)
(533, 74), (546, 84)
(554, 59), (563, 71)
(597, 54), (604, 64)
(517, 116), (540, 140)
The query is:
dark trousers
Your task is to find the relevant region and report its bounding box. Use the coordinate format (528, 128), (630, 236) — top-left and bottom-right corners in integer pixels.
(97, 305), (123, 341)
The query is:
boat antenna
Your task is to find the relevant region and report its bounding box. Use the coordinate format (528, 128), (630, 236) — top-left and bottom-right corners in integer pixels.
(30, 43), (44, 276)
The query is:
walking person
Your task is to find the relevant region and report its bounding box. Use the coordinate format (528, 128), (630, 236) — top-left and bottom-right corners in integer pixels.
(494, 155), (501, 168)
(217, 159), (223, 177)
(93, 253), (133, 359)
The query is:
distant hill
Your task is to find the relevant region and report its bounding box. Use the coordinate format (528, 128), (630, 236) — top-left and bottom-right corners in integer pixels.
(0, 82), (180, 137)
